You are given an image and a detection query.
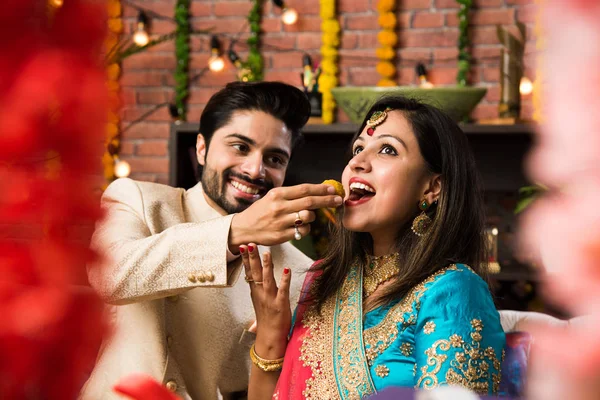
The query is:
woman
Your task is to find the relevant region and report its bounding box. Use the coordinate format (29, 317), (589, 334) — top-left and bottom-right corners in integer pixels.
(241, 96), (506, 399)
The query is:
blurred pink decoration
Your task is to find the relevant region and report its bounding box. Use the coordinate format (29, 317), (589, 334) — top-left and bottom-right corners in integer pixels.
(521, 0), (600, 399)
(526, 2), (600, 186)
(113, 374), (181, 400)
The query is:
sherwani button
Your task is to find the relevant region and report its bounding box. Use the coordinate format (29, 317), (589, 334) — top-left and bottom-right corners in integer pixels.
(165, 380), (178, 392)
(206, 272), (215, 282)
(197, 273), (207, 283)
(187, 274), (197, 283)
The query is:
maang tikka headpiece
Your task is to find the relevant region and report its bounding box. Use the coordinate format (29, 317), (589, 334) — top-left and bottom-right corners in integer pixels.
(366, 107), (392, 136)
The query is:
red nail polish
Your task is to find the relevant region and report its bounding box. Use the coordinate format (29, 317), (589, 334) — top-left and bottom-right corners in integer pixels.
(239, 246), (245, 254)
(284, 268), (290, 275)
(248, 245), (255, 253)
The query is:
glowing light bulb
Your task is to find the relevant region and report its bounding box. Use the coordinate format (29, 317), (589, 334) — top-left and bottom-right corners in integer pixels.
(133, 26), (149, 47)
(133, 12), (150, 47)
(209, 56), (225, 72)
(114, 158), (131, 178)
(520, 76), (533, 95)
(50, 0), (64, 7)
(491, 227), (498, 236)
(282, 8), (298, 25)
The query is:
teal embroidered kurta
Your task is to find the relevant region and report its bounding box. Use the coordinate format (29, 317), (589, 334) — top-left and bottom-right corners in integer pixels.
(363, 264), (505, 395)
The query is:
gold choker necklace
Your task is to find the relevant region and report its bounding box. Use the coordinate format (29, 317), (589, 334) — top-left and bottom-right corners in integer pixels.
(362, 253), (400, 297)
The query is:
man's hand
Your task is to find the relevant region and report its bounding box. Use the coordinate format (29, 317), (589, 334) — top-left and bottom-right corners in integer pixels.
(228, 183), (343, 250)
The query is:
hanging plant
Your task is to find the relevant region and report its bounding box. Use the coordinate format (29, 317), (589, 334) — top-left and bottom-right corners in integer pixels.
(228, 0), (264, 82)
(244, 0), (264, 82)
(456, 0), (473, 86)
(376, 0), (398, 87)
(174, 0), (191, 120)
(318, 0), (339, 124)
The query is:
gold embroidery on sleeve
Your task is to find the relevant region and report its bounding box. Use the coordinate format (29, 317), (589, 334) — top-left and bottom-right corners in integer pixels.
(400, 343), (414, 357)
(423, 321), (436, 334)
(375, 364), (390, 378)
(415, 318), (502, 394)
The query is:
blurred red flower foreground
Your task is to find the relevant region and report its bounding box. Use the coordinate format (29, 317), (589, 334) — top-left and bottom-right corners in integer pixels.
(0, 1), (105, 398)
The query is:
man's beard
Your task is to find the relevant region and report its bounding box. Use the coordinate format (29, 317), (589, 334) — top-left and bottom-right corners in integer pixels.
(201, 164), (273, 214)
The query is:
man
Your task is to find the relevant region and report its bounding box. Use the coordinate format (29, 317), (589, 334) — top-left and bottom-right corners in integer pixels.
(81, 81), (343, 399)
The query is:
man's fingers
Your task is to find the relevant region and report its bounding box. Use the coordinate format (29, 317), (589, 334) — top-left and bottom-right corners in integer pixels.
(286, 195), (343, 212)
(295, 210), (316, 225)
(279, 183), (337, 200)
(296, 224), (311, 239)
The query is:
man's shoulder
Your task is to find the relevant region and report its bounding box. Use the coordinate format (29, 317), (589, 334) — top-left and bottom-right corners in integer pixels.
(274, 242), (313, 268)
(105, 178), (186, 202)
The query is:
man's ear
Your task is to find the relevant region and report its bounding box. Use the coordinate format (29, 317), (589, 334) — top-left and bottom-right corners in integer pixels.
(196, 133), (206, 166)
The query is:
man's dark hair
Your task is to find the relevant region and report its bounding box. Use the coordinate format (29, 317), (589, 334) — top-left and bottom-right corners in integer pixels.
(199, 81), (311, 150)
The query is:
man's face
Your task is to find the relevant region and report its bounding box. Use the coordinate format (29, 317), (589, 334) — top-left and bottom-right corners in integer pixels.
(196, 110), (292, 214)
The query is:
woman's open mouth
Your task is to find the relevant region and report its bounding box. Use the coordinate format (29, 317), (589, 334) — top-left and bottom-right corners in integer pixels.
(345, 181), (376, 207)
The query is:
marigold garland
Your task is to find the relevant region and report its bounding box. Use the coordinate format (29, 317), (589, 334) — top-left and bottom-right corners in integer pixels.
(377, 0), (395, 12)
(318, 0), (339, 124)
(376, 0), (398, 86)
(104, 0), (123, 183)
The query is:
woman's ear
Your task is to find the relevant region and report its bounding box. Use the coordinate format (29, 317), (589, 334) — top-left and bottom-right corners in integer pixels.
(196, 133), (206, 166)
(423, 174), (442, 206)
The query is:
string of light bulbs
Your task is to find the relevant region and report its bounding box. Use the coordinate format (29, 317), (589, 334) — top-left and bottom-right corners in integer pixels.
(114, 0), (535, 181)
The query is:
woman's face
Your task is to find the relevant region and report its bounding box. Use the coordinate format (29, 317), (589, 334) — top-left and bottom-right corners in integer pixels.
(341, 110), (437, 235)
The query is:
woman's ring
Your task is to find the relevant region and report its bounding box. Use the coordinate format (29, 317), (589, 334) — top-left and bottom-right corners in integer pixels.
(244, 275), (254, 283)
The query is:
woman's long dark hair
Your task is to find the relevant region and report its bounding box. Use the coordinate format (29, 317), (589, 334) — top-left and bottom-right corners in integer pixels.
(308, 96), (488, 311)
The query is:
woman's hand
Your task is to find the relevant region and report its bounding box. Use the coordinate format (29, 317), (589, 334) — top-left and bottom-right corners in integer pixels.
(241, 243), (291, 359)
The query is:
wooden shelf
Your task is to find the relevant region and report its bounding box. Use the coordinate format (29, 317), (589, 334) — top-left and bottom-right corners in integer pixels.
(304, 122), (536, 135)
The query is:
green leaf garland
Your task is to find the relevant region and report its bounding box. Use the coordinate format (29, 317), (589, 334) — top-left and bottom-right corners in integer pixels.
(456, 0), (472, 87)
(241, 0), (263, 82)
(174, 0), (191, 120)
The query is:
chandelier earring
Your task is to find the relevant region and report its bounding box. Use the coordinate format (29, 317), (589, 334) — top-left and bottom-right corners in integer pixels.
(411, 198), (433, 237)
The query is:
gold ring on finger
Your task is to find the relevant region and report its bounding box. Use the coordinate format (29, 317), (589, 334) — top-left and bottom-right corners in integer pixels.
(294, 211), (303, 227)
(254, 281), (264, 285)
(244, 275), (254, 283)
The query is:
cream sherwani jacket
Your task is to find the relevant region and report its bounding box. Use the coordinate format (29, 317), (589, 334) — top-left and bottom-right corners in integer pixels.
(81, 178), (310, 400)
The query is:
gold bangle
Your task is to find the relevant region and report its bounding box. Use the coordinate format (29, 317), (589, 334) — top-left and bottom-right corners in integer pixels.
(249, 343), (284, 372)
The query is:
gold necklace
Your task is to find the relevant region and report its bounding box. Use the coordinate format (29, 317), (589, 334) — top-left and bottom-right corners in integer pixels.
(362, 253), (401, 298)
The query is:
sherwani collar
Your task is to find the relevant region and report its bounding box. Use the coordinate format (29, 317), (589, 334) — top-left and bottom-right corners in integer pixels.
(184, 182), (223, 223)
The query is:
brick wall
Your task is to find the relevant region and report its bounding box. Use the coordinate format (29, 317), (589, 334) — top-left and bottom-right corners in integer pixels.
(120, 0), (538, 184)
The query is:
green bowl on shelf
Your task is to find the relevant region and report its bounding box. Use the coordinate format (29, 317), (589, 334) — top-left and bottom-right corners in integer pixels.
(331, 86), (488, 124)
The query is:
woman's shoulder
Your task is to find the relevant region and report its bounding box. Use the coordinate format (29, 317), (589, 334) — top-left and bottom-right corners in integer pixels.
(416, 263), (494, 310)
(422, 263), (488, 291)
